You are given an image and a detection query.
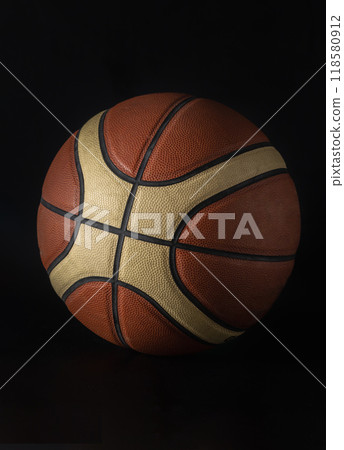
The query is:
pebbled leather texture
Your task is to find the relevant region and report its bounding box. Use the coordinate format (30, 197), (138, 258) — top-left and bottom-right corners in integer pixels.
(119, 236), (243, 344)
(117, 284), (209, 355)
(49, 224), (118, 298)
(104, 93), (189, 178)
(128, 146), (286, 239)
(77, 112), (132, 228)
(42, 133), (80, 211)
(66, 281), (123, 346)
(175, 249), (295, 329)
(177, 173), (301, 256)
(37, 92), (301, 355)
(142, 97), (268, 181)
(37, 204), (75, 270)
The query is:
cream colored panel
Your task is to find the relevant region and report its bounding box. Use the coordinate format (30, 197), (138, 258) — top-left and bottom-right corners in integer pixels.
(119, 237), (242, 344)
(50, 224), (118, 298)
(78, 112), (132, 228)
(128, 146), (286, 239)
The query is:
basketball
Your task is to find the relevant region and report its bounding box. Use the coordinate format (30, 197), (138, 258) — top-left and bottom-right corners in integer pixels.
(37, 93), (301, 355)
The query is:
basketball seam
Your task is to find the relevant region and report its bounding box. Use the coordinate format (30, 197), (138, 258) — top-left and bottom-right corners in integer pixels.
(111, 96), (196, 346)
(98, 94), (192, 183)
(169, 246), (245, 332)
(116, 280), (212, 345)
(61, 276), (110, 301)
(61, 276), (212, 345)
(40, 199), (122, 235)
(62, 276), (123, 346)
(169, 168), (296, 331)
(99, 120), (272, 186)
(139, 142), (272, 185)
(41, 133), (295, 341)
(99, 111), (137, 184)
(40, 199), (296, 263)
(40, 169), (296, 263)
(172, 168), (289, 243)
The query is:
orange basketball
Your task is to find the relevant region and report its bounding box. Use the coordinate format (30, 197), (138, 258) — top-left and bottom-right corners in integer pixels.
(37, 93), (300, 355)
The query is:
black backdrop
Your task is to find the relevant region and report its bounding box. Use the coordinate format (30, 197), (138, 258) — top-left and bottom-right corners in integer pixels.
(0, 2), (325, 449)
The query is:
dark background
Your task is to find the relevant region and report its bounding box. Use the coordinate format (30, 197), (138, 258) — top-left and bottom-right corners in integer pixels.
(0, 1), (325, 449)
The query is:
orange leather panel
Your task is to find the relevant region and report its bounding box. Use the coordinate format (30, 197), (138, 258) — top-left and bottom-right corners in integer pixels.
(142, 97), (268, 181)
(37, 204), (75, 270)
(42, 133), (80, 212)
(177, 173), (301, 256)
(117, 284), (209, 355)
(175, 249), (294, 329)
(65, 281), (124, 347)
(103, 93), (188, 178)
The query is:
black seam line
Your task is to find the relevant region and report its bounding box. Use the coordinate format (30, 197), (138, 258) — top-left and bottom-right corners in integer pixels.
(117, 280), (212, 345)
(61, 276), (110, 302)
(111, 96), (196, 346)
(40, 198), (295, 263)
(173, 168), (289, 244)
(99, 115), (272, 187)
(175, 243), (295, 262)
(99, 97), (196, 185)
(46, 131), (84, 275)
(124, 231), (295, 262)
(169, 245), (244, 332)
(41, 168), (295, 263)
(167, 168), (293, 332)
(40, 198), (122, 235)
(40, 197), (77, 218)
(99, 110), (137, 184)
(138, 142), (272, 186)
